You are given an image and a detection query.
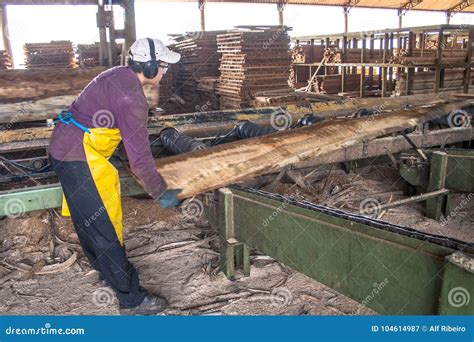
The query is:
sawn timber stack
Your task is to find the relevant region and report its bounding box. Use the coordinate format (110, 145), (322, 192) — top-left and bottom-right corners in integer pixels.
(216, 28), (292, 109)
(170, 31), (223, 112)
(153, 101), (463, 199)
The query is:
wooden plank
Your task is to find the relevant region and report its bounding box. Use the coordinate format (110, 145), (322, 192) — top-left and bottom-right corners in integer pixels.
(155, 101), (465, 199)
(434, 28), (444, 93)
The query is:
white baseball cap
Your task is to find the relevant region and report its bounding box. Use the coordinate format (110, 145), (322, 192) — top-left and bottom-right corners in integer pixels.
(129, 38), (181, 64)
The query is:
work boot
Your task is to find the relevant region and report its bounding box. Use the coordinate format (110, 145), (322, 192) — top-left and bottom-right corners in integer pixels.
(119, 295), (168, 316)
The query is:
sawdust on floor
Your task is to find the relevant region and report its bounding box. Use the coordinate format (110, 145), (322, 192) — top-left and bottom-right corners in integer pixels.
(263, 164), (473, 243)
(0, 197), (374, 316)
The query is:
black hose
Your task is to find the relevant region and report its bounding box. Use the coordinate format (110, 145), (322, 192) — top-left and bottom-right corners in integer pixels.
(295, 114), (325, 127)
(235, 121), (277, 139)
(160, 128), (207, 155)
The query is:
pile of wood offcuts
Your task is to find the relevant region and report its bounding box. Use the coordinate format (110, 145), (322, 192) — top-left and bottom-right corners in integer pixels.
(0, 51), (12, 69)
(216, 27), (292, 109)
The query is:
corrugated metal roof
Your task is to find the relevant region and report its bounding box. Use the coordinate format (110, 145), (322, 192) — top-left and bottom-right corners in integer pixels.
(2, 0), (474, 13)
(169, 0), (474, 13)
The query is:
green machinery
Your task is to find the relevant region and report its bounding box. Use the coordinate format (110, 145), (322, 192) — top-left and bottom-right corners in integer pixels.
(0, 149), (473, 315)
(205, 148), (474, 315)
(207, 187), (473, 315)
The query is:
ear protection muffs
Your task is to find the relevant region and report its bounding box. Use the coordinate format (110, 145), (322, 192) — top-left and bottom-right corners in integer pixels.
(142, 38), (159, 79)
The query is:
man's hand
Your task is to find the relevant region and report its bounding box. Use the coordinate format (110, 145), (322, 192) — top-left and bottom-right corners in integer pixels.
(159, 189), (182, 208)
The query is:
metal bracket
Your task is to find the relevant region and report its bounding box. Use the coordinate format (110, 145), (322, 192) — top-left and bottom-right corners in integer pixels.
(198, 0), (205, 10)
(398, 0), (423, 17)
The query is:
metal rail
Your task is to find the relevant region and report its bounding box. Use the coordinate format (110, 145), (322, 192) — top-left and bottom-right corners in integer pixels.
(208, 187), (474, 315)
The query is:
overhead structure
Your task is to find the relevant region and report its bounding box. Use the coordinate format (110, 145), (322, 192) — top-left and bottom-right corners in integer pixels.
(1, 0), (474, 12)
(447, 0), (473, 24)
(342, 0), (360, 33)
(398, 0), (423, 28)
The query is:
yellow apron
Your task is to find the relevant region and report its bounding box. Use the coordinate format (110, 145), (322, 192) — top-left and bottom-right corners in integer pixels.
(61, 128), (124, 245)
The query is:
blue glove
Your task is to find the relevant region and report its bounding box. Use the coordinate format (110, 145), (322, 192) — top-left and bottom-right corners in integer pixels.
(159, 189), (182, 208)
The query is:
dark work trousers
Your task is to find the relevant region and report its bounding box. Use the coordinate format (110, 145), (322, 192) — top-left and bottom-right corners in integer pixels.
(49, 155), (146, 308)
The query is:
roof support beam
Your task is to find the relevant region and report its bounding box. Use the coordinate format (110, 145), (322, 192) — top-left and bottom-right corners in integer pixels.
(342, 0), (360, 33)
(398, 0), (423, 17)
(198, 0), (205, 31)
(446, 0), (473, 20)
(277, 0), (287, 26)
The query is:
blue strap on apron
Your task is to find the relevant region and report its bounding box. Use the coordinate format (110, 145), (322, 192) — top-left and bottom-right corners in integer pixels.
(55, 111), (91, 134)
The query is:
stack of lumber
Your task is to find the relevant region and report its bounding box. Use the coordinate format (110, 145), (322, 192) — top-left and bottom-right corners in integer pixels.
(170, 31), (223, 112)
(0, 67), (106, 103)
(314, 74), (362, 94)
(216, 27), (292, 109)
(157, 67), (185, 114)
(77, 43), (101, 67)
(393, 48), (467, 66)
(394, 68), (474, 95)
(291, 45), (326, 64)
(252, 88), (305, 107)
(76, 42), (122, 68)
(326, 48), (385, 63)
(0, 51), (12, 69)
(24, 41), (75, 69)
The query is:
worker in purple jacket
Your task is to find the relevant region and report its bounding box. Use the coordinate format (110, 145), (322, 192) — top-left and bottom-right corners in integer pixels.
(49, 38), (181, 315)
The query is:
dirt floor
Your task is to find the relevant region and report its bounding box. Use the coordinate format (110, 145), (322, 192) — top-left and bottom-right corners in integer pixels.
(0, 162), (471, 315)
(0, 196), (374, 316)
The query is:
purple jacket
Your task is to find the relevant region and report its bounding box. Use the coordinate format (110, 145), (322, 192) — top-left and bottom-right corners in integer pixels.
(49, 66), (166, 199)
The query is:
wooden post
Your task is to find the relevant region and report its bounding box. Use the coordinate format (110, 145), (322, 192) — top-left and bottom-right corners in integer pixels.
(342, 35), (347, 93)
(406, 30), (415, 96)
(97, 4), (108, 66)
(277, 2), (284, 27)
(325, 37), (330, 75)
(352, 37), (357, 74)
(379, 37), (383, 89)
(389, 32), (394, 92)
(434, 28), (444, 93)
(360, 36), (366, 98)
(122, 0), (136, 55)
(0, 5), (13, 67)
(463, 29), (474, 94)
(382, 33), (389, 97)
(344, 7), (349, 33)
(369, 34), (374, 91)
(199, 0), (205, 31)
(310, 38), (314, 63)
